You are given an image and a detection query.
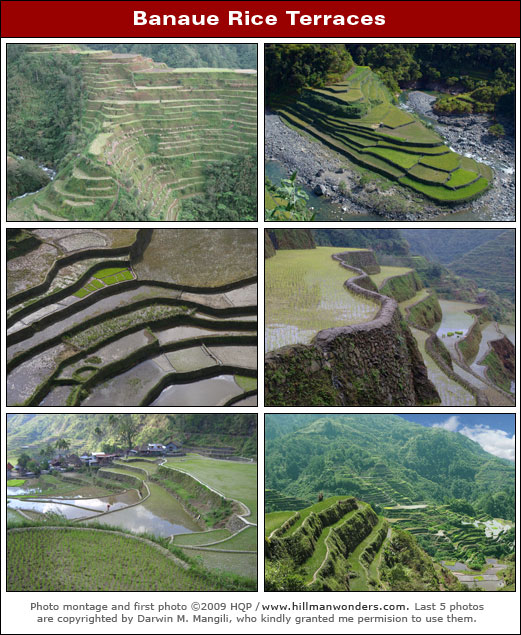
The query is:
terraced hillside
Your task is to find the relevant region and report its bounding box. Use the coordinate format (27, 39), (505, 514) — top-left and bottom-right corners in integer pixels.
(265, 415), (515, 591)
(7, 453), (257, 590)
(265, 239), (439, 406)
(6, 229), (257, 407)
(265, 497), (463, 591)
(8, 45), (256, 221)
(272, 65), (492, 204)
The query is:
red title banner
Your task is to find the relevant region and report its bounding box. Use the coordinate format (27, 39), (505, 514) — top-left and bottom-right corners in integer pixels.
(2, 1), (520, 37)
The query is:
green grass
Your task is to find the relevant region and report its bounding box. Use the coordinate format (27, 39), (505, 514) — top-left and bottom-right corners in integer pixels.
(180, 547), (257, 579)
(235, 375), (257, 392)
(408, 164), (448, 184)
(165, 454), (257, 523)
(7, 479), (25, 487)
(265, 510), (296, 537)
(283, 496), (348, 537)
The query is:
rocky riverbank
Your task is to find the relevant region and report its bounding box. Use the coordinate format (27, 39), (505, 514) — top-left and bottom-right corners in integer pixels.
(265, 96), (515, 221)
(405, 92), (515, 220)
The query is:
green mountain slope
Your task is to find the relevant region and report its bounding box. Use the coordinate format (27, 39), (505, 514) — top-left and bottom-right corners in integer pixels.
(265, 414), (514, 520)
(7, 413), (257, 459)
(400, 229), (506, 264)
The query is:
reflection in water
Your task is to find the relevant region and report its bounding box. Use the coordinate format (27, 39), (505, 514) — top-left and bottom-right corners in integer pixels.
(7, 498), (99, 519)
(89, 504), (195, 537)
(151, 375), (243, 406)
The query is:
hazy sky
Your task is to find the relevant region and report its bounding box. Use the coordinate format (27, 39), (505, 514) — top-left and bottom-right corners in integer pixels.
(400, 414), (515, 462)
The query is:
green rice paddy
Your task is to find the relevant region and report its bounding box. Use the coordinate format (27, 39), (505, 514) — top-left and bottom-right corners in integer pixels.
(272, 65), (491, 204)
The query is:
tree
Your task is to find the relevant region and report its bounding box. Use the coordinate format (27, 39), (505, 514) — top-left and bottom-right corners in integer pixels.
(489, 123), (505, 137)
(109, 414), (141, 450)
(17, 453), (31, 472)
(55, 438), (70, 454)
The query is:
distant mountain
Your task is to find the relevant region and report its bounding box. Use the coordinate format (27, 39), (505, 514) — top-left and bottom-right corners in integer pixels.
(400, 229), (506, 264)
(265, 414), (514, 520)
(449, 232), (515, 302)
(314, 229), (409, 254)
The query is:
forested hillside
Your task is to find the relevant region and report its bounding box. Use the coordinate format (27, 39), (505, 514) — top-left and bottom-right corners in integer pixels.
(85, 43), (257, 69)
(265, 414), (514, 521)
(345, 44), (515, 119)
(7, 413), (257, 458)
(401, 229), (505, 264)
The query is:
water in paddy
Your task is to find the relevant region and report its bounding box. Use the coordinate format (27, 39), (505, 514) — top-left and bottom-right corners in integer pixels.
(265, 160), (382, 222)
(7, 486), (40, 496)
(410, 327), (475, 406)
(441, 560), (507, 590)
(435, 299), (482, 356)
(90, 483), (199, 537)
(33, 490), (140, 512)
(7, 498), (100, 519)
(265, 247), (379, 352)
(134, 229), (257, 287)
(471, 322), (503, 379)
(150, 375), (244, 406)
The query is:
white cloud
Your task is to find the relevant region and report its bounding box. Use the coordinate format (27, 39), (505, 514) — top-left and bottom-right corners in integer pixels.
(431, 416), (515, 461)
(459, 425), (515, 462)
(432, 415), (461, 432)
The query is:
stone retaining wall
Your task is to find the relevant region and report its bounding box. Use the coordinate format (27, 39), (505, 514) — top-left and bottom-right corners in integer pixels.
(265, 253), (439, 406)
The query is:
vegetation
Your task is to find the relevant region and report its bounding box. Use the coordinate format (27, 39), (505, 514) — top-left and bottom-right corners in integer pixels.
(265, 415), (514, 521)
(265, 44), (353, 99)
(268, 54), (491, 205)
(265, 247), (378, 351)
(7, 45), (257, 221)
(84, 43), (257, 69)
(265, 415), (514, 591)
(345, 44), (515, 120)
(179, 154), (256, 221)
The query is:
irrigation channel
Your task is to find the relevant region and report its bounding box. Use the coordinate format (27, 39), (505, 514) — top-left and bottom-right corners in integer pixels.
(7, 228), (258, 407)
(7, 454), (258, 581)
(265, 248), (514, 406)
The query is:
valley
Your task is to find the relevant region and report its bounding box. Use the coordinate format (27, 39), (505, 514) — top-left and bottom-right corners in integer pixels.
(7, 44), (257, 222)
(265, 414), (515, 592)
(7, 228), (258, 407)
(264, 229), (514, 407)
(7, 414), (257, 591)
(265, 44), (514, 221)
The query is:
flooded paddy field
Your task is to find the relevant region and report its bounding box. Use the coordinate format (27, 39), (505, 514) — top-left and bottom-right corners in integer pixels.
(6, 229), (258, 406)
(8, 455), (258, 589)
(265, 247), (379, 351)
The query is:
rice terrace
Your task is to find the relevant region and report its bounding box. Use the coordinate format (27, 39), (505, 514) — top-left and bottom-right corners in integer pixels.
(265, 229), (515, 407)
(265, 414), (515, 592)
(7, 413), (257, 591)
(265, 44), (514, 221)
(7, 43), (257, 221)
(7, 228), (258, 407)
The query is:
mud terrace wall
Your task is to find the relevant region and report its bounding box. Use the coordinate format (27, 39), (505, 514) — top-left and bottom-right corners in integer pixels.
(405, 291), (442, 329)
(265, 253), (439, 406)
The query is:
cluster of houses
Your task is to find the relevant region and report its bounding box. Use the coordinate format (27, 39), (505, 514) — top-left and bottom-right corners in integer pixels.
(7, 441), (184, 477)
